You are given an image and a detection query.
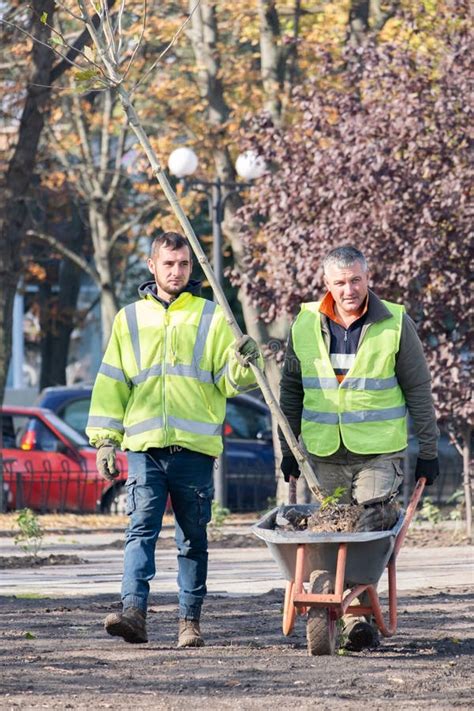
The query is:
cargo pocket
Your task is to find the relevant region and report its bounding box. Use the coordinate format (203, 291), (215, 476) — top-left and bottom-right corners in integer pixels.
(390, 461), (405, 497)
(125, 478), (137, 516)
(197, 485), (214, 526)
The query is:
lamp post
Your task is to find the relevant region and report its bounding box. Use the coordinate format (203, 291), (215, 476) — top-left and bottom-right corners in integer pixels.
(168, 147), (266, 289)
(168, 148), (266, 506)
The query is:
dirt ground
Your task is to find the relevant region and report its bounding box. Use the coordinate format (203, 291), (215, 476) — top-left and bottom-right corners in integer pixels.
(0, 515), (472, 709)
(0, 586), (472, 710)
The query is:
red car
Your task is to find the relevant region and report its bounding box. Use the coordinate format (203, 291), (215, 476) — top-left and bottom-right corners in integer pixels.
(0, 406), (128, 514)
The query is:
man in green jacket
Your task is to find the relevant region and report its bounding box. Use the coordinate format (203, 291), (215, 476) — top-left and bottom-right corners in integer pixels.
(279, 245), (439, 650)
(87, 231), (261, 648)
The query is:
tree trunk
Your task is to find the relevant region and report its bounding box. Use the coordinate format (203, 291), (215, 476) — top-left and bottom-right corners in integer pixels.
(89, 206), (119, 349)
(258, 0), (283, 124)
(39, 238), (84, 389)
(462, 424), (472, 542)
(347, 0), (370, 46)
(0, 0), (56, 402)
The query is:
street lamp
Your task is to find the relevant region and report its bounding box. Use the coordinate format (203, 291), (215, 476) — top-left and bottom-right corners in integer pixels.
(168, 147), (266, 507)
(168, 147), (266, 290)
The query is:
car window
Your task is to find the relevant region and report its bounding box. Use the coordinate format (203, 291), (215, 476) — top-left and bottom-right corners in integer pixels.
(1, 414), (17, 448)
(1, 414), (61, 452)
(44, 412), (88, 447)
(225, 400), (271, 440)
(59, 398), (90, 437)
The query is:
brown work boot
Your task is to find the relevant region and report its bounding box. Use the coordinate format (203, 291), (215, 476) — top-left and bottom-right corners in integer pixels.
(177, 619), (204, 648)
(344, 621), (379, 651)
(104, 607), (148, 644)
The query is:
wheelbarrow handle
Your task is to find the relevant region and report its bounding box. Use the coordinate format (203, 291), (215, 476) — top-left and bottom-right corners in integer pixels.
(393, 477), (426, 557)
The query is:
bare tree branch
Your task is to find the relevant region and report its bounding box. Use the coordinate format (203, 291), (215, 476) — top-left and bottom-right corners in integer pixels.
(131, 0), (201, 94)
(27, 230), (100, 283)
(50, 0), (117, 82)
(122, 0), (148, 81)
(109, 200), (160, 249)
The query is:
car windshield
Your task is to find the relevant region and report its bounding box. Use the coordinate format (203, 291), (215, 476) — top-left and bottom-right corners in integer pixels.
(43, 411), (89, 447)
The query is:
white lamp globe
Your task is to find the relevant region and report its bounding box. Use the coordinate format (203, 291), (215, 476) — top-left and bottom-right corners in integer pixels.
(235, 150), (266, 181)
(168, 147), (199, 178)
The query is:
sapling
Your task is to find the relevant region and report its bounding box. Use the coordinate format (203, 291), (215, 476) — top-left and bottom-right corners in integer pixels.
(14, 508), (44, 558)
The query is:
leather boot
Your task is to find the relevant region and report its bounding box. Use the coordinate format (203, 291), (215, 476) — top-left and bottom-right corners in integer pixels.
(344, 620), (379, 651)
(177, 619), (204, 648)
(104, 607), (148, 644)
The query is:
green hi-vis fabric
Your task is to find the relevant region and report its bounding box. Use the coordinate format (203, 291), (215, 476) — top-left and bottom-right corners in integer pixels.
(292, 299), (407, 457)
(86, 292), (260, 457)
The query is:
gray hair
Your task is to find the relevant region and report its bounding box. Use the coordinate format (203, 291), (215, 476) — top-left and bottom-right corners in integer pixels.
(323, 246), (368, 274)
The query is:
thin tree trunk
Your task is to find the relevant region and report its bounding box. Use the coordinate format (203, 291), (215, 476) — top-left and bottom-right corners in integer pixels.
(462, 424), (472, 541)
(347, 0), (370, 46)
(258, 0), (283, 124)
(90, 208), (119, 348)
(39, 220), (84, 389)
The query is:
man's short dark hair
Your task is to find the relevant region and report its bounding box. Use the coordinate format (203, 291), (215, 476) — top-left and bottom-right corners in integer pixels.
(150, 231), (192, 259)
(323, 245), (368, 274)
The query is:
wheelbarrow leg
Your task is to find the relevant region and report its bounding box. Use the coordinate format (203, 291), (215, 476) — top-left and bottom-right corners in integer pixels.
(282, 580), (296, 636)
(282, 543), (306, 635)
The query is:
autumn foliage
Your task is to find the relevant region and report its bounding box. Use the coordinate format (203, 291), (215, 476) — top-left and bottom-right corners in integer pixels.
(237, 2), (473, 429)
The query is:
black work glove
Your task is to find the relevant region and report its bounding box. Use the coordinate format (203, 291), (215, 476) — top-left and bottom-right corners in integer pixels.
(281, 454), (300, 483)
(415, 457), (439, 486)
(96, 438), (120, 481)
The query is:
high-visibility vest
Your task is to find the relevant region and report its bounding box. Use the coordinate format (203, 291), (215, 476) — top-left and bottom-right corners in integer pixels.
(292, 300), (407, 457)
(86, 292), (259, 457)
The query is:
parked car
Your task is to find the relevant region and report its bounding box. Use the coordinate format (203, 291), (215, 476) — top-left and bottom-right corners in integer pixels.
(36, 386), (276, 512)
(0, 405), (128, 514)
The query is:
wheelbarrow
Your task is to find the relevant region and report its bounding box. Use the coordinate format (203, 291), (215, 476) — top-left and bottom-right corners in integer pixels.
(252, 477), (426, 655)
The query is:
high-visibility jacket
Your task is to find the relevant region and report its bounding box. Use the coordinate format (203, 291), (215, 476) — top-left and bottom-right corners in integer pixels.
(292, 300), (407, 457)
(86, 291), (260, 457)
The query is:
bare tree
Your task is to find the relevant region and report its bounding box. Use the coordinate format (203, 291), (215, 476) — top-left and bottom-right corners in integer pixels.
(0, 0), (116, 401)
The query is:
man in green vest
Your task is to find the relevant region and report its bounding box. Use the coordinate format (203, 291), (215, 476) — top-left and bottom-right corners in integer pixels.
(279, 245), (439, 650)
(86, 231), (261, 648)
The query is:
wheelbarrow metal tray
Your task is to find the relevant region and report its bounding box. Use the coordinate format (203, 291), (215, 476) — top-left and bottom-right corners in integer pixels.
(252, 504), (404, 586)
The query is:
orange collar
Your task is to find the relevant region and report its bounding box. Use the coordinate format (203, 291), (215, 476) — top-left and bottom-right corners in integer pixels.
(319, 291), (368, 327)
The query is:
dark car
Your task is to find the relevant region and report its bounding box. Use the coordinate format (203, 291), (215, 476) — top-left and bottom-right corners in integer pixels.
(36, 386), (275, 512)
(0, 406), (128, 514)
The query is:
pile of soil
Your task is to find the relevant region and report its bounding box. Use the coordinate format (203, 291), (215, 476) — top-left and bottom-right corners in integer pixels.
(274, 502), (390, 534)
(0, 553), (88, 569)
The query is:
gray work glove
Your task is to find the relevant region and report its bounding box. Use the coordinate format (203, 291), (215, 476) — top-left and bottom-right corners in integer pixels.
(234, 335), (260, 368)
(355, 500), (400, 532)
(96, 438), (120, 481)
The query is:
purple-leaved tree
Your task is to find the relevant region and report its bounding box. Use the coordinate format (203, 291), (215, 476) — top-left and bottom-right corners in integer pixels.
(237, 1), (472, 534)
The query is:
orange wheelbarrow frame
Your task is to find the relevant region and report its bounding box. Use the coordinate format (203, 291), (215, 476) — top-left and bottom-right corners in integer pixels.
(282, 478), (426, 638)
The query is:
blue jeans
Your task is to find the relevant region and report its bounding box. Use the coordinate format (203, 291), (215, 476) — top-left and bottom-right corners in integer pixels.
(122, 447), (214, 620)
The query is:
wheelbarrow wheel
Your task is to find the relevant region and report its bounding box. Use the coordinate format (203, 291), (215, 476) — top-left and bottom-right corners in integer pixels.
(306, 570), (338, 656)
(282, 580), (296, 636)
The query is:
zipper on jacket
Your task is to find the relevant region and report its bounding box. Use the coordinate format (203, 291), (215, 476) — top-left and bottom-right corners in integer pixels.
(162, 310), (169, 444)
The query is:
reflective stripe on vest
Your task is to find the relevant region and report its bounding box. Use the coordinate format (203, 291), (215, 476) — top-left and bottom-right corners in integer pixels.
(292, 300), (408, 457)
(99, 300), (218, 386)
(86, 291), (249, 457)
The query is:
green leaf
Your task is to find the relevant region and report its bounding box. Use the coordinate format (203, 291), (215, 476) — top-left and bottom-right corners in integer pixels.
(24, 631), (37, 640)
(40, 12), (48, 24)
(74, 68), (99, 82)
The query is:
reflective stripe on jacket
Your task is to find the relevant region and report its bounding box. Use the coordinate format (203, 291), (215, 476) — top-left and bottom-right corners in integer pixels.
(86, 292), (260, 456)
(292, 299), (408, 457)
